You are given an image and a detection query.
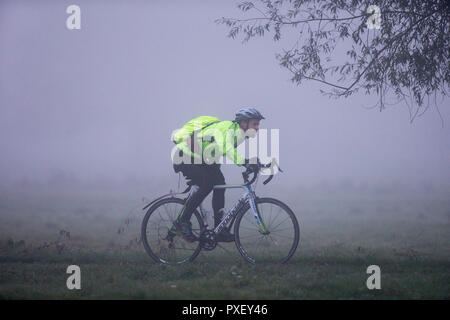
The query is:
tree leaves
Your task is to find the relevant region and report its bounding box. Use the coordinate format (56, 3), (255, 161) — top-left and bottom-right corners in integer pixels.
(237, 2), (254, 12)
(217, 0), (450, 121)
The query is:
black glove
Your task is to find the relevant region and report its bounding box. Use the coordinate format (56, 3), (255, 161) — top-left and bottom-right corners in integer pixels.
(244, 158), (260, 173)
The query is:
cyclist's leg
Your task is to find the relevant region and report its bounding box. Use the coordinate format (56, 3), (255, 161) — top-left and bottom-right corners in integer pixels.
(209, 165), (234, 241)
(210, 165), (226, 225)
(178, 164), (214, 223)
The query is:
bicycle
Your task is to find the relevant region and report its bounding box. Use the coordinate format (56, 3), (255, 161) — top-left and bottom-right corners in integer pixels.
(141, 159), (300, 264)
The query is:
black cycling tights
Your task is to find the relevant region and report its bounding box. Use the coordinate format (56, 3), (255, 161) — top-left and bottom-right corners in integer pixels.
(173, 163), (225, 223)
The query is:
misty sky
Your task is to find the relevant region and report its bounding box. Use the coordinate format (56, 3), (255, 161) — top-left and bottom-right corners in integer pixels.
(0, 0), (449, 188)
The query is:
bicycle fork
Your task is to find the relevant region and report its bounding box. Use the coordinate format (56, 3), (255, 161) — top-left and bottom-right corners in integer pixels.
(247, 190), (270, 234)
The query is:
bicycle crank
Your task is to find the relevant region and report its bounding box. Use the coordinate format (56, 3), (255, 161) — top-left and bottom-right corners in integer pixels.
(199, 230), (217, 251)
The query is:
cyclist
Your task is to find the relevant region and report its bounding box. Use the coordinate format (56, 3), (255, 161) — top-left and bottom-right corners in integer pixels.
(171, 108), (264, 242)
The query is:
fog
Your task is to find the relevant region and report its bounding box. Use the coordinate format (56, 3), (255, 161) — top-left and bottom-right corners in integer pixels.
(1, 0), (449, 193)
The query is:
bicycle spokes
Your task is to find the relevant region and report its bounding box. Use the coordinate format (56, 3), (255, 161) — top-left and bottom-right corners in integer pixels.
(235, 198), (299, 264)
(142, 198), (204, 264)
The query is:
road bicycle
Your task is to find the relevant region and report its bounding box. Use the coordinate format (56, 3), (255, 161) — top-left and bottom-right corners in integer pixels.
(141, 160), (300, 264)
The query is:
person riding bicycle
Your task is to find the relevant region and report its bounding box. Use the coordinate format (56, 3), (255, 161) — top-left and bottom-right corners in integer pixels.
(171, 107), (264, 242)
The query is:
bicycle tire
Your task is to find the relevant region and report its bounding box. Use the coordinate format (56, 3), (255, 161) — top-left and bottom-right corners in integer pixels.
(234, 197), (300, 264)
(141, 197), (205, 264)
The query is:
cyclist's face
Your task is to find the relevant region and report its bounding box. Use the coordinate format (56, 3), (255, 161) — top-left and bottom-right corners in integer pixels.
(240, 119), (260, 138)
(240, 119), (260, 132)
(248, 119), (260, 132)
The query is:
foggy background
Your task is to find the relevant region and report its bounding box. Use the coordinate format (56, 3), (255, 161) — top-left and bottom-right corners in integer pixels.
(1, 0), (449, 194)
(1, 1), (449, 300)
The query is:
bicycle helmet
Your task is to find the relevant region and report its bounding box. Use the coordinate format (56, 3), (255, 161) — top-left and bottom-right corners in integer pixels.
(234, 107), (265, 122)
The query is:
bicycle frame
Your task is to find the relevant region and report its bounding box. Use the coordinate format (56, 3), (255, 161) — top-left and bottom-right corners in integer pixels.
(177, 183), (269, 235)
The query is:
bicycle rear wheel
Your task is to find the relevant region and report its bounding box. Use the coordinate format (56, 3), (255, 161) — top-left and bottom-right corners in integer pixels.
(234, 197), (300, 264)
(141, 197), (204, 264)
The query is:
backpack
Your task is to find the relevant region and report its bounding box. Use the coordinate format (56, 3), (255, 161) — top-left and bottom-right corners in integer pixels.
(172, 116), (220, 145)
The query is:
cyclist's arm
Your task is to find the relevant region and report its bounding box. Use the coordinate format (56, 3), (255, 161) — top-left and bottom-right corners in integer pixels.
(213, 128), (245, 166)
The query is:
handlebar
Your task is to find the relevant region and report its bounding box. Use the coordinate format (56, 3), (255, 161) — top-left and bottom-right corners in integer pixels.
(242, 159), (283, 187)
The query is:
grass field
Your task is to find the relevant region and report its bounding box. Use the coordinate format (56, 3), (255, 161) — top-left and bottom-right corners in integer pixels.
(0, 182), (449, 299)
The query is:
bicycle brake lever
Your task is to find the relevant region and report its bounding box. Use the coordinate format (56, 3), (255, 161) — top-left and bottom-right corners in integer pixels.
(242, 171), (249, 183)
(262, 175), (274, 185)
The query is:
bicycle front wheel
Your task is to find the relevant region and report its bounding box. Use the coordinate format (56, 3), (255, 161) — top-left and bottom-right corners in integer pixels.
(234, 197), (300, 264)
(141, 197), (204, 264)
